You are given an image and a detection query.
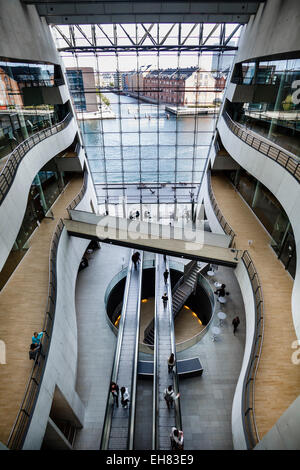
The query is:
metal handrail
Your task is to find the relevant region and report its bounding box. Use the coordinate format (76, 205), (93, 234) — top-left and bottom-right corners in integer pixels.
(66, 169), (88, 215)
(100, 250), (134, 450)
(7, 218), (65, 450)
(0, 112), (73, 205)
(128, 251), (144, 449)
(223, 111), (300, 183)
(241, 250), (264, 449)
(207, 169), (236, 248)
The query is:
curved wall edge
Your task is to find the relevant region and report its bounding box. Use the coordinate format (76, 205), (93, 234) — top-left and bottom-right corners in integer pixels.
(0, 119), (79, 272)
(22, 174), (98, 449)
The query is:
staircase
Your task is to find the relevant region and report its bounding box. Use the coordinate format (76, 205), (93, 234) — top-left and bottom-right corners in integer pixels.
(143, 260), (201, 345)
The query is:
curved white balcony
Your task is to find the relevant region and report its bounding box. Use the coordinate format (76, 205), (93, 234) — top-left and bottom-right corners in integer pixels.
(0, 114), (79, 272)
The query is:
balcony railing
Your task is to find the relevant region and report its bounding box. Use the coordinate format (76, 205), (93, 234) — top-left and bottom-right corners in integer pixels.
(241, 250), (264, 449)
(7, 218), (65, 450)
(0, 112), (73, 205)
(223, 112), (300, 183)
(207, 169), (236, 248)
(7, 172), (88, 450)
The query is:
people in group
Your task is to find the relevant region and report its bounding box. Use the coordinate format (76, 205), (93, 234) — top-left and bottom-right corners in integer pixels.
(232, 316), (240, 335)
(170, 427), (184, 450)
(110, 381), (119, 408)
(162, 292), (168, 309)
(132, 251), (140, 270)
(120, 386), (130, 409)
(167, 353), (175, 374)
(163, 269), (169, 284)
(163, 385), (180, 410)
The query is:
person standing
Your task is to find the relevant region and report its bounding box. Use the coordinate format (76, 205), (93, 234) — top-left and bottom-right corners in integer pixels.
(120, 386), (130, 408)
(132, 251), (140, 270)
(232, 316), (240, 335)
(110, 381), (119, 408)
(163, 269), (169, 284)
(163, 385), (180, 409)
(170, 427), (184, 450)
(162, 292), (168, 309)
(167, 353), (175, 374)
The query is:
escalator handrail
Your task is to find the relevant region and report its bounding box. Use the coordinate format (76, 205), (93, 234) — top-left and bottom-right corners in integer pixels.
(128, 251), (144, 449)
(166, 257), (182, 433)
(152, 254), (159, 450)
(100, 249), (134, 449)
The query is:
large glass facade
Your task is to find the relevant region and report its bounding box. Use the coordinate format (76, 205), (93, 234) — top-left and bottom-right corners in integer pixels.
(54, 23), (242, 217)
(230, 57), (300, 157)
(0, 59), (66, 162)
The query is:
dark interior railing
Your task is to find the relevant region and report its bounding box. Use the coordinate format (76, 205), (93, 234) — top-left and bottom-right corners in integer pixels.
(241, 250), (264, 449)
(0, 112), (72, 205)
(7, 170), (89, 450)
(166, 257), (182, 434)
(207, 169), (236, 248)
(223, 111), (300, 183)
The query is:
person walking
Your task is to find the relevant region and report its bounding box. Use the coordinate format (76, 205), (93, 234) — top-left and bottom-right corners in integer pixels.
(232, 316), (240, 335)
(167, 353), (175, 374)
(132, 251), (140, 270)
(120, 386), (130, 408)
(163, 269), (169, 284)
(162, 292), (168, 309)
(163, 385), (180, 410)
(170, 427), (184, 450)
(110, 381), (119, 408)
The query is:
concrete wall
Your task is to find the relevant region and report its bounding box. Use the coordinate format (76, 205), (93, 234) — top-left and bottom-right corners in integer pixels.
(255, 395), (300, 450)
(217, 115), (300, 342)
(23, 173), (98, 450)
(232, 260), (257, 449)
(235, 0), (300, 63)
(0, 118), (79, 272)
(0, 1), (59, 65)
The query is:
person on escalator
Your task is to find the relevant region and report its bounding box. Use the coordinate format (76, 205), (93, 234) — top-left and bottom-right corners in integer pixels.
(167, 353), (175, 374)
(163, 385), (180, 410)
(170, 427), (184, 450)
(132, 251), (140, 270)
(163, 269), (169, 284)
(110, 381), (119, 408)
(162, 292), (168, 309)
(120, 386), (130, 409)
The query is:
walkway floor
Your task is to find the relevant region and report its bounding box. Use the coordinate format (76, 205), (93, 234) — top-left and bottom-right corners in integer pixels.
(0, 176), (82, 444)
(211, 173), (299, 440)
